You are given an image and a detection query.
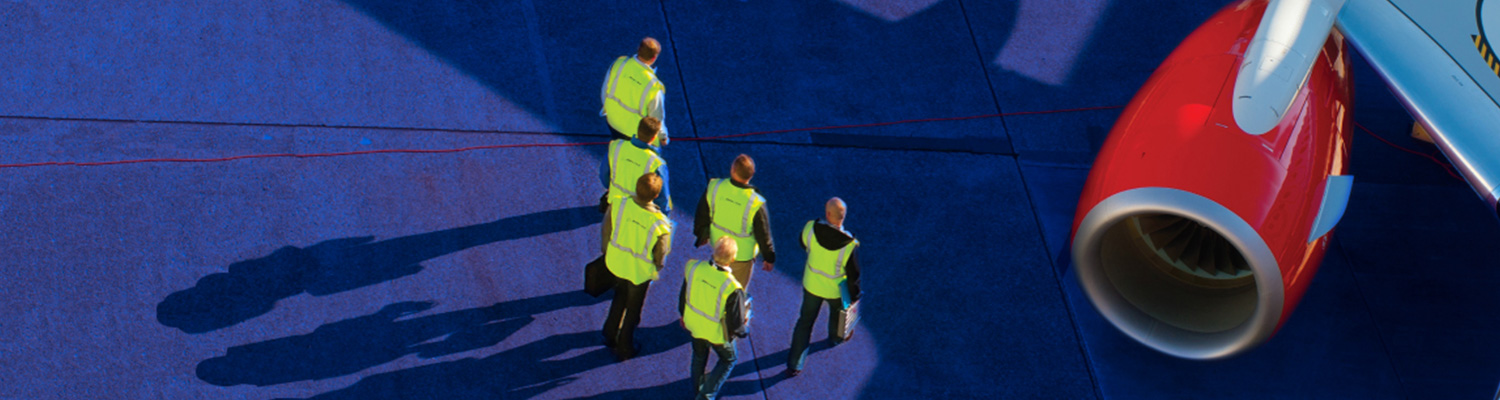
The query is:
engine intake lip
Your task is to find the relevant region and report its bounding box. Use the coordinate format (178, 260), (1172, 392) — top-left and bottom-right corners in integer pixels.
(1072, 187), (1283, 360)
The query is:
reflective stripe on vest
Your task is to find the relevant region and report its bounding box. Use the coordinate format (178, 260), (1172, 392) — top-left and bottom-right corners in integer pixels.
(683, 259), (739, 344)
(606, 139), (662, 203)
(801, 220), (857, 299)
(707, 179), (763, 261)
(603, 56), (663, 145)
(606, 200), (670, 285)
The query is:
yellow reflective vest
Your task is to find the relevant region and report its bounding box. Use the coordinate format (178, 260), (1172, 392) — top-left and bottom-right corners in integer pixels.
(603, 56), (665, 147)
(802, 220), (857, 300)
(606, 139), (664, 206)
(682, 259), (741, 345)
(707, 178), (764, 262)
(606, 199), (672, 285)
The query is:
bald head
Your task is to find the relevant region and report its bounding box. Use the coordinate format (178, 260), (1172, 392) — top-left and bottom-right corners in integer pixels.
(713, 236), (738, 265)
(825, 197), (847, 228)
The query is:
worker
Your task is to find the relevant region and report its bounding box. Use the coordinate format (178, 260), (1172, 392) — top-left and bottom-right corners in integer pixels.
(601, 37), (669, 147)
(693, 154), (775, 288)
(601, 173), (673, 361)
(598, 116), (671, 214)
(679, 237), (749, 400)
(786, 197), (862, 377)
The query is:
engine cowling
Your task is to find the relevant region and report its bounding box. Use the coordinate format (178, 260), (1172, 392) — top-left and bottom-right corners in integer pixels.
(1070, 0), (1352, 360)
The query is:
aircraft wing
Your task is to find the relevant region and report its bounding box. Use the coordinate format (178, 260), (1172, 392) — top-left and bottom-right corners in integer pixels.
(1337, 0), (1500, 217)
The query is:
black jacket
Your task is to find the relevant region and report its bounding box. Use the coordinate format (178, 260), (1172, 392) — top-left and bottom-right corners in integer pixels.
(693, 179), (776, 264)
(678, 264), (749, 340)
(805, 219), (861, 301)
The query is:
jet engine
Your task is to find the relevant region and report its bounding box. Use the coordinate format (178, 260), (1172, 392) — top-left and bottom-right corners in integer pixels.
(1070, 0), (1353, 360)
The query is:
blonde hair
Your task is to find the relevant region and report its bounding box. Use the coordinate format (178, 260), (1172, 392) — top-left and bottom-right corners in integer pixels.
(713, 236), (738, 265)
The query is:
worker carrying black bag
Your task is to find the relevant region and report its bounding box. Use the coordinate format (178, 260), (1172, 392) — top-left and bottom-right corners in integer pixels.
(585, 255), (615, 297)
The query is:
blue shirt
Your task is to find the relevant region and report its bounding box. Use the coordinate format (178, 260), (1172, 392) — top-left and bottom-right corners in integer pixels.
(600, 138), (672, 214)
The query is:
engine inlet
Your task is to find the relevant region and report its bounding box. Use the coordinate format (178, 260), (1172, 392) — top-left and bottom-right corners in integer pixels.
(1072, 187), (1283, 359)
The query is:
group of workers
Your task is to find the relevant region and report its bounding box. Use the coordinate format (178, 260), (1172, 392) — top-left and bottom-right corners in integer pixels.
(594, 37), (864, 400)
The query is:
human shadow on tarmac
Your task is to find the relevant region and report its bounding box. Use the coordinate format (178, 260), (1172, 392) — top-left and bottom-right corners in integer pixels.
(564, 342), (832, 399)
(156, 206), (597, 334)
(282, 323), (691, 399)
(196, 291), (607, 387)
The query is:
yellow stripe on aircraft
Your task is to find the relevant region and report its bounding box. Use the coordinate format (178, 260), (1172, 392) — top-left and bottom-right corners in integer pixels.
(1476, 35), (1500, 78)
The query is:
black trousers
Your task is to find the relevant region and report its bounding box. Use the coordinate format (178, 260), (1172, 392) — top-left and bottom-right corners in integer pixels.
(602, 277), (651, 355)
(787, 289), (845, 371)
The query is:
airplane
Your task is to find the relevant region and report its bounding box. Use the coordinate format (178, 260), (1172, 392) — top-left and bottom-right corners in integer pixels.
(1068, 0), (1500, 360)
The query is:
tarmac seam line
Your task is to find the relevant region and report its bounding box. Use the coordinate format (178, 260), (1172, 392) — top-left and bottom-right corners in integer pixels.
(1010, 156), (1105, 399)
(655, 2), (761, 398)
(519, 0), (560, 122)
(1333, 237), (1409, 399)
(955, 0), (1013, 146)
(653, 0), (712, 184)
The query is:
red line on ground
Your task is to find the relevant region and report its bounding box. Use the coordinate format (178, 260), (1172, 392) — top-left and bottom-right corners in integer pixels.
(1, 142), (608, 169)
(6, 107), (1453, 174)
(0, 104), (1124, 169)
(1353, 122), (1461, 180)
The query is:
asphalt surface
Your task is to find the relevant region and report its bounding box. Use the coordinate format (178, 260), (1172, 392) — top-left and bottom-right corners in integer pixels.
(2, 0), (1497, 399)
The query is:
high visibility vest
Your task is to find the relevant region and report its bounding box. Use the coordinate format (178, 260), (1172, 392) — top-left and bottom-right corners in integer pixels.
(603, 56), (665, 147)
(606, 200), (672, 285)
(801, 220), (857, 300)
(682, 259), (741, 345)
(706, 178), (765, 262)
(606, 139), (664, 206)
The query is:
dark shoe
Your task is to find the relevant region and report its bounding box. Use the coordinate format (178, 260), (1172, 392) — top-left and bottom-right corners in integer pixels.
(602, 330), (617, 348)
(613, 343), (640, 362)
(785, 368), (802, 378)
(832, 331), (853, 347)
